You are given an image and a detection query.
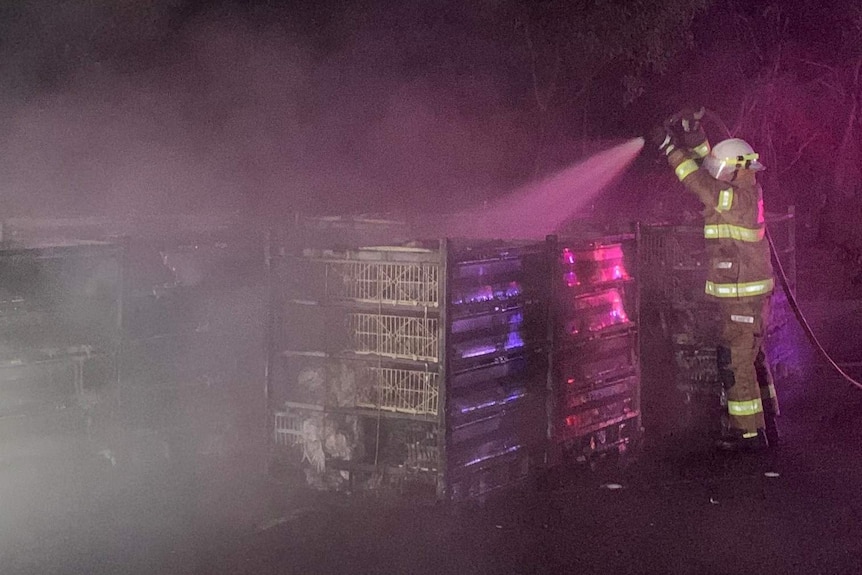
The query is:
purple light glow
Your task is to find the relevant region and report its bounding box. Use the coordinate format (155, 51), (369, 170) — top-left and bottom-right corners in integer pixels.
(460, 344), (498, 359)
(504, 331), (525, 350)
(464, 444), (522, 468)
(458, 390), (527, 414)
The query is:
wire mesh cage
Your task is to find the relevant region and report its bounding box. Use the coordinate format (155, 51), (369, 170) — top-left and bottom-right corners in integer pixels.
(638, 225), (707, 271)
(325, 261), (440, 307)
(272, 403), (334, 475)
(355, 366), (439, 416)
(348, 313), (439, 361)
(273, 409), (306, 447)
(639, 213), (796, 306)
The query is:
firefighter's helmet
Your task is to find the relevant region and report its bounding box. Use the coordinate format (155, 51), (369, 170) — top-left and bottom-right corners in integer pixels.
(703, 138), (765, 180)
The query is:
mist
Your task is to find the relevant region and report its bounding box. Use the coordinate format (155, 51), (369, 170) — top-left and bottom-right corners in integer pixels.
(0, 1), (548, 221)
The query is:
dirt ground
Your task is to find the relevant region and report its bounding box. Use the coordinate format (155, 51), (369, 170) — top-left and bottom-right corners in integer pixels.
(2, 362), (861, 575)
(3, 281), (862, 575)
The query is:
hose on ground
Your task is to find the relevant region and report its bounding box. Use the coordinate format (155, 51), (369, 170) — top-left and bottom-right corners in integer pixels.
(766, 228), (862, 391)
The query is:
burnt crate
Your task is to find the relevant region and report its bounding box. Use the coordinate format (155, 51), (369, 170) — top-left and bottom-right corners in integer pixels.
(556, 329), (638, 387)
(0, 241), (123, 433)
(267, 236), (550, 501)
(637, 211), (797, 437)
(673, 344), (720, 396)
(269, 354), (439, 416)
(560, 243), (632, 288)
(638, 211), (796, 307)
(560, 288), (633, 337)
(549, 236), (642, 462)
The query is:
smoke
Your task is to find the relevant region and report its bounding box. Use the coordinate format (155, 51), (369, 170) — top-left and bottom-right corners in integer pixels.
(0, 1), (535, 220)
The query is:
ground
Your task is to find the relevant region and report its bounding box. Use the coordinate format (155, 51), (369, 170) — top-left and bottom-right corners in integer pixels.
(2, 363), (861, 575)
(2, 266), (862, 574)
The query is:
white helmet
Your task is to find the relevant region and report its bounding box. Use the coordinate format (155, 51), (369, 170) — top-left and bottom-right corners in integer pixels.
(703, 138), (765, 180)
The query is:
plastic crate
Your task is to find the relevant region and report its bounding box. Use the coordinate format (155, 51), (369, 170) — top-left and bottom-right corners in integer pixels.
(674, 345), (717, 371)
(562, 288), (631, 337)
(666, 305), (722, 342)
(348, 313), (439, 361)
(560, 243), (630, 288)
(325, 260), (440, 307)
(355, 366), (440, 416)
(557, 398), (638, 441)
(646, 273), (708, 306)
(557, 414), (639, 459)
(561, 375), (637, 412)
(557, 329), (637, 386)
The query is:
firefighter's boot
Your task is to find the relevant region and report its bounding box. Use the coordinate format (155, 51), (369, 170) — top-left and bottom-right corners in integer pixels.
(763, 411), (780, 447)
(716, 428), (769, 452)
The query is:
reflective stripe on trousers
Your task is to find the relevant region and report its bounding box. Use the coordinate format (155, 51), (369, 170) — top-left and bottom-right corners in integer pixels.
(728, 398), (764, 417)
(721, 297), (771, 435)
(705, 278), (774, 298)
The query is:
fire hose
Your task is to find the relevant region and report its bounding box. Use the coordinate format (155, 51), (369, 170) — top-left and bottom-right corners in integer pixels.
(766, 228), (862, 391)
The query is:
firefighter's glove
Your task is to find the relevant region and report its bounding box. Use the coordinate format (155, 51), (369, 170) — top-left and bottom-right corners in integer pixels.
(680, 126), (708, 150)
(678, 107), (705, 133)
(650, 125), (677, 156)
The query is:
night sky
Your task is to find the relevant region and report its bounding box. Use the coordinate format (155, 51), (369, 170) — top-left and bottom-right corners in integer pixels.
(0, 0), (858, 228)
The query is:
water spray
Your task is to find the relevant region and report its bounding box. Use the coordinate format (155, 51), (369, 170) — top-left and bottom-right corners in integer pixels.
(424, 137), (645, 240)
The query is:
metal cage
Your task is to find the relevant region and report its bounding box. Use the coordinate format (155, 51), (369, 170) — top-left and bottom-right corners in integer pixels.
(355, 366), (439, 416)
(325, 260), (440, 307)
(347, 313), (439, 361)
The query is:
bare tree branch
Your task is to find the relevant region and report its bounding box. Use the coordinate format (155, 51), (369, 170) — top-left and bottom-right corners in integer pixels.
(521, 17), (561, 113)
(778, 133), (820, 174)
(522, 18), (546, 112)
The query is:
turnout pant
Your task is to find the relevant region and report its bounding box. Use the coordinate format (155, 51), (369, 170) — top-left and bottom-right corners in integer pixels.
(716, 296), (779, 437)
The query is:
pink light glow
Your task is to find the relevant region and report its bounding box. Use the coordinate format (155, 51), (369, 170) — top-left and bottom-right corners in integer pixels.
(417, 137), (644, 240)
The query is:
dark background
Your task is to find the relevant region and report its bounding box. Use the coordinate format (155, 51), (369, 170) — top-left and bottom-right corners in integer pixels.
(0, 0), (860, 283)
(0, 1), (857, 220)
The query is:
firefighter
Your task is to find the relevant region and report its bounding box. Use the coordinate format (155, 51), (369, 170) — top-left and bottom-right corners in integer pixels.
(653, 109), (779, 451)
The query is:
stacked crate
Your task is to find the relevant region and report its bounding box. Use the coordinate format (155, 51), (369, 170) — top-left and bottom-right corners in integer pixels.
(549, 237), (641, 462)
(0, 241), (122, 437)
(637, 223), (728, 436)
(268, 238), (550, 501)
(444, 242), (549, 500)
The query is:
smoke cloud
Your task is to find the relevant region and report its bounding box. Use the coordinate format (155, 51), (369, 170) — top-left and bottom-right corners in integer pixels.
(0, 1), (538, 221)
